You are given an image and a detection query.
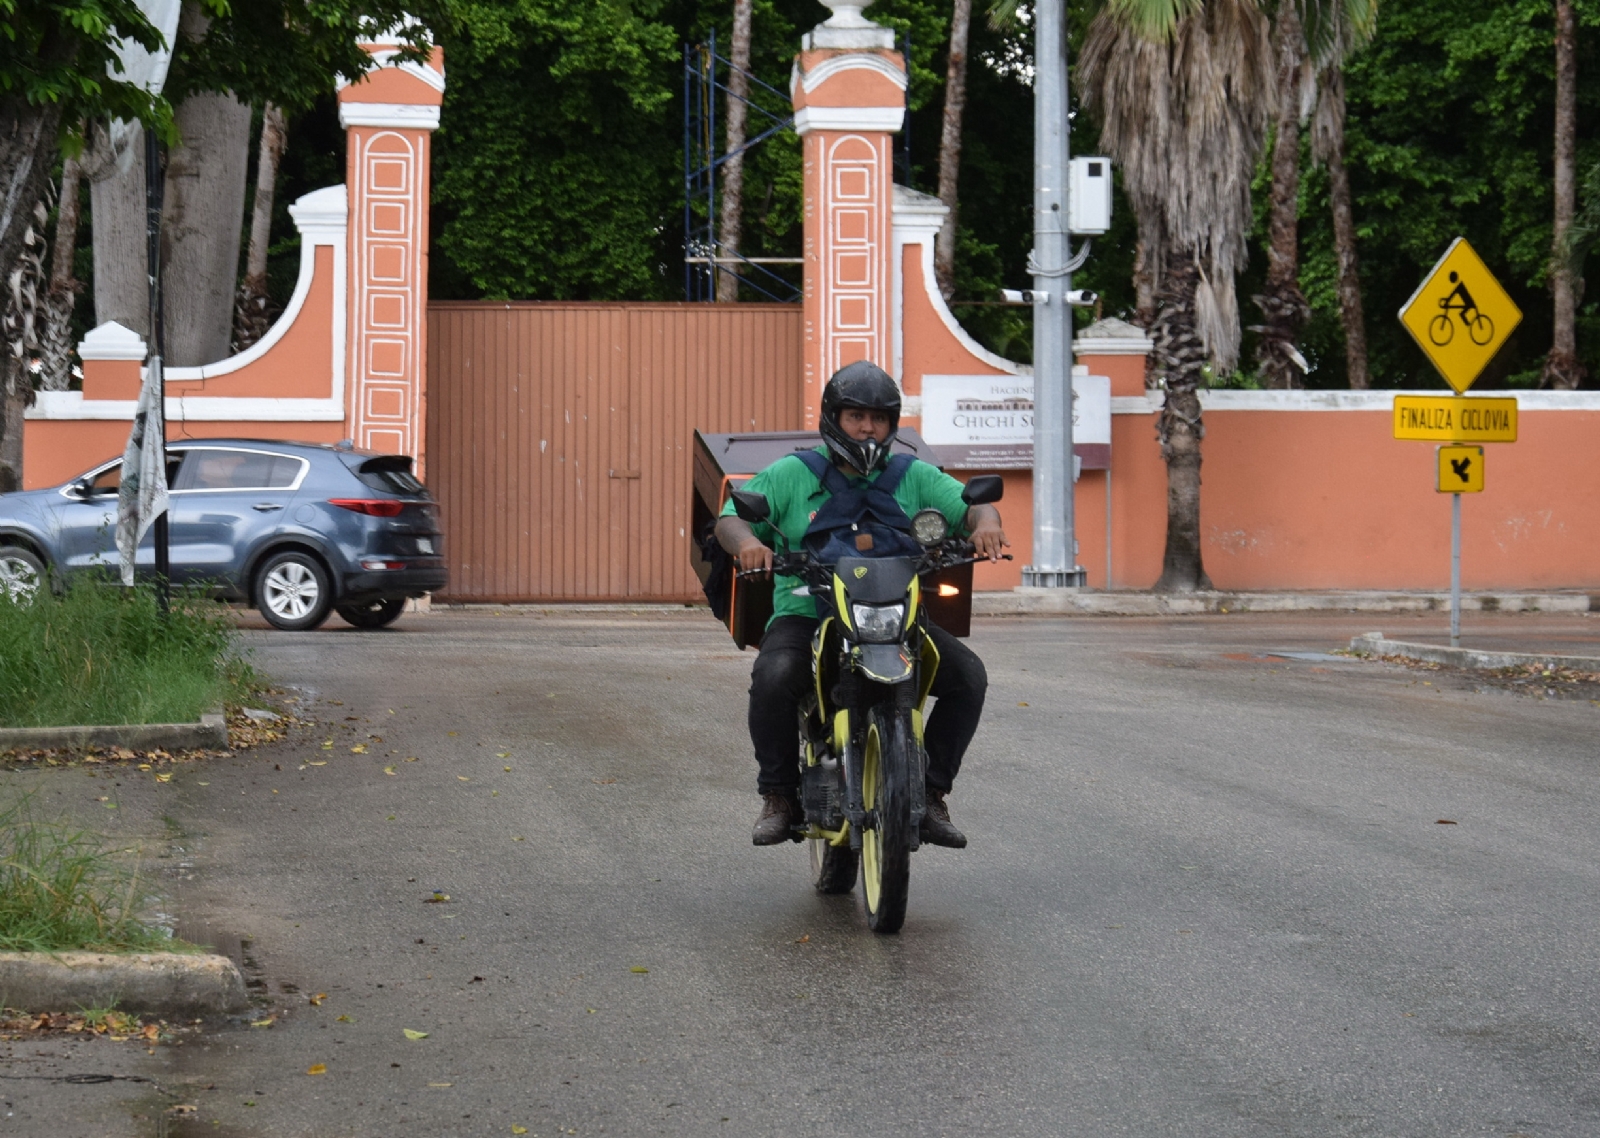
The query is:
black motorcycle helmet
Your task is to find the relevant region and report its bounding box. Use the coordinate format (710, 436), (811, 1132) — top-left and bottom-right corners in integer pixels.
(820, 360), (901, 473)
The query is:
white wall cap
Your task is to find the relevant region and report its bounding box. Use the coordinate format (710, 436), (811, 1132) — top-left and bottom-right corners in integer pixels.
(794, 105), (903, 135)
(1136, 389), (1600, 412)
(288, 184), (349, 242)
(337, 102), (441, 131)
(1075, 316), (1153, 356)
(78, 321), (147, 361)
(891, 184), (948, 236)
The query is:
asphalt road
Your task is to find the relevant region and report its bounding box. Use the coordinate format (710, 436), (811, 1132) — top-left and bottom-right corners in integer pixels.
(6, 608), (1600, 1137)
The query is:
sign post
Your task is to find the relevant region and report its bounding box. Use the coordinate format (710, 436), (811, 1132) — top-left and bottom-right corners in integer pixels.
(1396, 238), (1521, 647)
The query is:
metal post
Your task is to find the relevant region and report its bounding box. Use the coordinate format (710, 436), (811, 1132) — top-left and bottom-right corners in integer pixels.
(1022, 0), (1083, 588)
(1450, 490), (1461, 647)
(145, 126), (169, 614)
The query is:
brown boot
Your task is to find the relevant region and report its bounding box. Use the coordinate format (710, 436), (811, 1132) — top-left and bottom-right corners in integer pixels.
(752, 792), (802, 845)
(920, 788), (967, 848)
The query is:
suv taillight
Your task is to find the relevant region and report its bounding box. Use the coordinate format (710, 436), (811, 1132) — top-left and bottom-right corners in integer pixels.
(329, 498), (404, 517)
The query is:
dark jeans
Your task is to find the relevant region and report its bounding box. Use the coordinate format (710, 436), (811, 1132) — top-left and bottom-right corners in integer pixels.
(748, 615), (988, 796)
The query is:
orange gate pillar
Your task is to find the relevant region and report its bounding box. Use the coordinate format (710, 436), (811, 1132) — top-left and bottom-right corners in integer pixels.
(336, 33), (446, 474)
(791, 2), (908, 427)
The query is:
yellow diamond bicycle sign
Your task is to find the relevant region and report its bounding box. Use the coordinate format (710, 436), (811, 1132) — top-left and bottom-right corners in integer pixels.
(1398, 238), (1522, 393)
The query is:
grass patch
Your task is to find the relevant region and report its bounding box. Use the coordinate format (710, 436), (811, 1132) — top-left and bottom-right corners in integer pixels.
(0, 794), (187, 953)
(0, 576), (254, 729)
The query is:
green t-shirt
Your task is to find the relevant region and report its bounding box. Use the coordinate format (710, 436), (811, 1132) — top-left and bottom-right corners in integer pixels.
(720, 447), (972, 624)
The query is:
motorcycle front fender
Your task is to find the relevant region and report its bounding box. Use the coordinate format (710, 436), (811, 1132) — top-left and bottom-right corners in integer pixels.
(854, 642), (914, 684)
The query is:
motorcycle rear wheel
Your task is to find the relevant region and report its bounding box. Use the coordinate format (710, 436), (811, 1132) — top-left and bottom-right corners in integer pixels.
(809, 837), (859, 894)
(860, 706), (913, 934)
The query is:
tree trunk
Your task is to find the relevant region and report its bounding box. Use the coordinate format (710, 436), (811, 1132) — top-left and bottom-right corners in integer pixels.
(234, 102), (287, 351)
(39, 153), (83, 391)
(162, 89), (252, 365)
(1542, 0), (1584, 389)
(0, 196), (49, 494)
(715, 0), (753, 304)
(0, 380), (25, 494)
(0, 92), (67, 317)
(90, 121), (153, 338)
(1133, 208), (1165, 387)
(935, 0), (973, 298)
(1152, 255), (1212, 592)
(1313, 67), (1370, 389)
(1254, 10), (1310, 389)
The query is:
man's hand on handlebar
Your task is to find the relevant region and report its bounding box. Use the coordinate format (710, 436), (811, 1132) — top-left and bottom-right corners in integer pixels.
(736, 538), (774, 577)
(966, 505), (1011, 562)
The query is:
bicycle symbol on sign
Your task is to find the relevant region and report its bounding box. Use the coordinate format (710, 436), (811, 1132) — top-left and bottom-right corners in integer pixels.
(1428, 271), (1495, 347)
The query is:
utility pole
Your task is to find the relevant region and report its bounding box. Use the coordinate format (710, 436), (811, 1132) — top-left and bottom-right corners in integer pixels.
(145, 127), (169, 613)
(1022, 0), (1085, 588)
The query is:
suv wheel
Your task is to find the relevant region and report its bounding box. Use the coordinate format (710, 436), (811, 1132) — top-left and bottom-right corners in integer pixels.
(0, 546), (46, 604)
(256, 550), (333, 631)
(336, 597), (407, 629)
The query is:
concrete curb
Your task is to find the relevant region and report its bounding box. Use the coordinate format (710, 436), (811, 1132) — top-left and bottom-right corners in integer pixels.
(1348, 632), (1600, 673)
(0, 951), (249, 1018)
(974, 590), (1598, 617)
(0, 712), (227, 755)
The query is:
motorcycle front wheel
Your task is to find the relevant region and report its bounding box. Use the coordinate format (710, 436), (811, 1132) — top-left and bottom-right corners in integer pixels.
(860, 705), (913, 934)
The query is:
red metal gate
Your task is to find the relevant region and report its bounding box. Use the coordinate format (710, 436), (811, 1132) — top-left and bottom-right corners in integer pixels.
(426, 302), (803, 602)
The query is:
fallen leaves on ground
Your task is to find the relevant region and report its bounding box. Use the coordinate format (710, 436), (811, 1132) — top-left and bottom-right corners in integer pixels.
(403, 1028), (429, 1040)
(630, 966), (649, 973)
(351, 744), (369, 754)
(0, 1007), (188, 1045)
(308, 993), (327, 1006)
(425, 892), (450, 903)
(307, 1063), (327, 1075)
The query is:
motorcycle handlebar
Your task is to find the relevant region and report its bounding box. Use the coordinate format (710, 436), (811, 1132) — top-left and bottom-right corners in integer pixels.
(734, 545), (1012, 581)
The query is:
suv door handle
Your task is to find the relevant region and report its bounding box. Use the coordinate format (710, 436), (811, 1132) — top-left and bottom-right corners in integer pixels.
(252, 503), (283, 512)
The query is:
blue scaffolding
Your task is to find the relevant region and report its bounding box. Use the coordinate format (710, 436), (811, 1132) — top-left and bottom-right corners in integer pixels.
(682, 31), (913, 304)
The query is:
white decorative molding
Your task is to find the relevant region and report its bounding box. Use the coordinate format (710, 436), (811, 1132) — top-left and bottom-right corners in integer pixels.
(803, 2), (897, 50)
(891, 185), (1025, 380)
(77, 321), (147, 361)
(1112, 394), (1161, 414)
(794, 105), (904, 135)
(337, 102), (442, 131)
(40, 185), (350, 422)
(796, 52), (907, 95)
(29, 392), (346, 422)
(334, 49), (446, 94)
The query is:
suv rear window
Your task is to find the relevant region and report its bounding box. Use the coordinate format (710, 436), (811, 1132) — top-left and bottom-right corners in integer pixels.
(356, 455), (426, 496)
(178, 449), (304, 491)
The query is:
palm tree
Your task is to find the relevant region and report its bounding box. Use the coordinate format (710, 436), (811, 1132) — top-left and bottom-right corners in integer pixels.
(1311, 62), (1370, 388)
(935, 0), (973, 296)
(1079, 0), (1275, 591)
(716, 0), (754, 303)
(1254, 0), (1376, 390)
(1542, 0), (1584, 389)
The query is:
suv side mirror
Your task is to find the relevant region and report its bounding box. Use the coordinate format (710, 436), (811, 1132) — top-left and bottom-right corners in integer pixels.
(730, 489), (771, 524)
(69, 478), (94, 499)
(961, 475), (1004, 506)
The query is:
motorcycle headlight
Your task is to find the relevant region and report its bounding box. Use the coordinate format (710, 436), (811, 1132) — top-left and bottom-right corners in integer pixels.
(911, 508), (949, 546)
(850, 602), (905, 643)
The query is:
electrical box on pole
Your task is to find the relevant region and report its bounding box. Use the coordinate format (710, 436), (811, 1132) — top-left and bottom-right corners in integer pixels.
(1068, 157), (1112, 235)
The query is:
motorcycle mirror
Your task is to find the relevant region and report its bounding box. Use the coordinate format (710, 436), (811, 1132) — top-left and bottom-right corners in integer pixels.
(730, 489), (772, 524)
(961, 475), (1004, 506)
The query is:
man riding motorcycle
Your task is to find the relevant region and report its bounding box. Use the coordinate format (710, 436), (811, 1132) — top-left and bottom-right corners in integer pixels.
(715, 360), (1010, 848)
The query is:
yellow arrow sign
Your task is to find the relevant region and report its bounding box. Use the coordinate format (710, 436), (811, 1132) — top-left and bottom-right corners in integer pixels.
(1436, 445), (1484, 493)
(1398, 238), (1522, 393)
(1393, 395), (1517, 442)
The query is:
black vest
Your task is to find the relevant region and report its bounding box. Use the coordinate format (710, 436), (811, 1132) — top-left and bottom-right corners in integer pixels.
(795, 450), (923, 564)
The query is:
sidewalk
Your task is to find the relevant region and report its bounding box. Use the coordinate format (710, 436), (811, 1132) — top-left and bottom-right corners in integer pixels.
(974, 588), (1597, 618)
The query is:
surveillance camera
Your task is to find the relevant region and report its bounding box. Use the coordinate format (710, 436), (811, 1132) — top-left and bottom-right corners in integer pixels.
(999, 289), (1049, 305)
(1066, 289), (1098, 307)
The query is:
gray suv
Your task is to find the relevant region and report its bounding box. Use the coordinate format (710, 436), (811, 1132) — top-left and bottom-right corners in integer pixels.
(0, 439), (446, 631)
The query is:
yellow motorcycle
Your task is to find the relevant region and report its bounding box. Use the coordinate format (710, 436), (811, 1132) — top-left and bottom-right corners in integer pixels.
(731, 475), (1005, 933)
